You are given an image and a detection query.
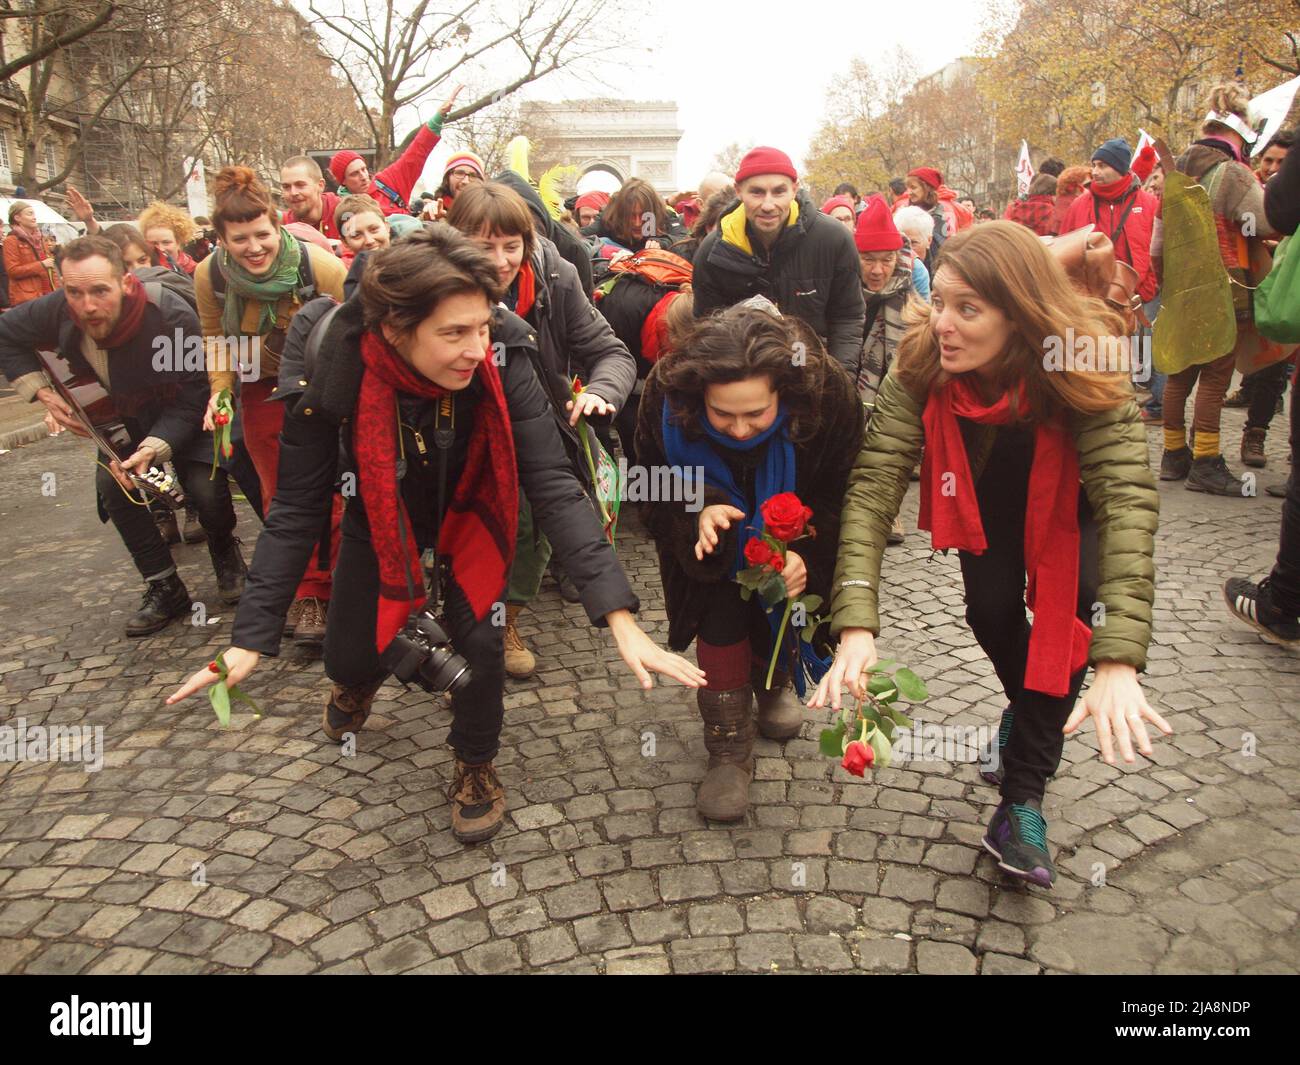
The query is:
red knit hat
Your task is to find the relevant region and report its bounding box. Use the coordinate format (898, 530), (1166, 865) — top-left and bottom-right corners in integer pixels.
(907, 166), (943, 190)
(574, 190), (610, 214)
(330, 149), (364, 185)
(734, 146), (797, 186)
(853, 194), (905, 252)
(821, 194), (856, 217)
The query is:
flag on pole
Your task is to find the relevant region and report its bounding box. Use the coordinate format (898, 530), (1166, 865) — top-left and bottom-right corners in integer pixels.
(1015, 140), (1034, 198)
(183, 157), (208, 220)
(1131, 129), (1158, 183)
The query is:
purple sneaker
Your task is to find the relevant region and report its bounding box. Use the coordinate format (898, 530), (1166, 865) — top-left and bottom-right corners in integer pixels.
(983, 799), (1055, 888)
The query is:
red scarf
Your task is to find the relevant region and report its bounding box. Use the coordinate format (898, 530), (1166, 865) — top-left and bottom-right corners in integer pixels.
(1089, 174), (1136, 202)
(918, 377), (1091, 697)
(514, 261), (536, 318)
(640, 291), (679, 364)
(69, 272), (149, 348)
(355, 330), (518, 653)
(12, 224), (47, 261)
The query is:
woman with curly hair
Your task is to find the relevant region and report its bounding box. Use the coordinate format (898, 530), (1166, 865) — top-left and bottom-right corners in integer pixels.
(139, 201), (200, 276)
(637, 301), (864, 821)
(813, 221), (1168, 889)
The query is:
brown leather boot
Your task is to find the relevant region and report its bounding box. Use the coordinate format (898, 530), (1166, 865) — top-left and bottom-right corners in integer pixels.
(1242, 427), (1267, 469)
(293, 596), (328, 646)
(321, 678), (384, 742)
(696, 686), (755, 822)
(752, 666), (804, 740)
(503, 603), (536, 678)
(448, 759), (507, 843)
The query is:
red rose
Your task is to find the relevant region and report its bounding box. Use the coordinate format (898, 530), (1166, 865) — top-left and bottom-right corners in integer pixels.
(744, 539), (775, 568)
(761, 492), (813, 542)
(841, 739), (874, 777)
(769, 553), (785, 573)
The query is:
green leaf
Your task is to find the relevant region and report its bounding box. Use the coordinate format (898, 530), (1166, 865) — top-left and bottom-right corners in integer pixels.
(866, 674), (897, 698)
(860, 701), (881, 727)
(230, 686), (263, 719)
(819, 723), (846, 758)
(877, 716), (896, 740)
(867, 725), (893, 768)
(757, 572), (787, 606)
(893, 667), (929, 702)
(871, 659), (897, 674)
(209, 683), (231, 728)
(739, 585), (752, 601)
(839, 706), (856, 730)
(799, 595), (823, 613)
(886, 705), (914, 729)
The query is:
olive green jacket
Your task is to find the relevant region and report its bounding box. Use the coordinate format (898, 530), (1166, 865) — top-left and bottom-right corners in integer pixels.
(829, 371), (1159, 670)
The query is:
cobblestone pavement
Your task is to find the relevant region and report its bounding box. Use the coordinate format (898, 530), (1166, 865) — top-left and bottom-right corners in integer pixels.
(1, 405), (1297, 975)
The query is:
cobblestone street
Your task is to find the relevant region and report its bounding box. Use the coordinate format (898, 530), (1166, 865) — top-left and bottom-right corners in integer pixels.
(1, 407), (1297, 975)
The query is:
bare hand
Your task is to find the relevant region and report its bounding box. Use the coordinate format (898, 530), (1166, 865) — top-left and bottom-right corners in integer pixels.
(66, 186), (98, 231)
(42, 257), (55, 270)
(644, 240), (662, 251)
(1064, 661), (1172, 765)
(607, 610), (705, 690)
(120, 445), (157, 476)
(566, 390), (614, 426)
(808, 628), (878, 709)
(203, 392), (222, 432)
(782, 549), (807, 599)
(35, 387), (86, 436)
(439, 84), (464, 117)
(695, 504), (745, 561)
(167, 648), (262, 705)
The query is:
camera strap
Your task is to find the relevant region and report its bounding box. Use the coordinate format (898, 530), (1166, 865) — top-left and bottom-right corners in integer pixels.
(428, 394), (455, 608)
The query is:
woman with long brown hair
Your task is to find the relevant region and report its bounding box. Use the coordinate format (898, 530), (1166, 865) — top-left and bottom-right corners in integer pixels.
(812, 221), (1168, 889)
(638, 301), (864, 821)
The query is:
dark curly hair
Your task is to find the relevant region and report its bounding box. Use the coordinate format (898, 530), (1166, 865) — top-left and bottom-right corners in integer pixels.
(654, 303), (841, 445)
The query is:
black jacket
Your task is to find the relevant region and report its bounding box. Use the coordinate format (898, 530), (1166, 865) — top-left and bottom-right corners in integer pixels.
(691, 190), (866, 365)
(0, 286), (211, 465)
(232, 296), (638, 655)
(494, 169), (595, 296)
(596, 273), (672, 378)
(635, 353), (865, 652)
(1265, 142), (1300, 236)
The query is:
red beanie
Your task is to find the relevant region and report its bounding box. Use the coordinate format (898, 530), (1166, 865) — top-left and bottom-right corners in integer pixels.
(853, 194), (905, 253)
(330, 149), (363, 185)
(821, 194), (856, 217)
(574, 191), (610, 214)
(907, 166), (943, 190)
(735, 146), (797, 186)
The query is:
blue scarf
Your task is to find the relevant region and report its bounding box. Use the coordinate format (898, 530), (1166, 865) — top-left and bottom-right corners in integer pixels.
(661, 401), (795, 575)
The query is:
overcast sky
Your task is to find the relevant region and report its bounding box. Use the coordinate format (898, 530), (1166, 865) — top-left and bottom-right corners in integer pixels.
(333, 0), (997, 192)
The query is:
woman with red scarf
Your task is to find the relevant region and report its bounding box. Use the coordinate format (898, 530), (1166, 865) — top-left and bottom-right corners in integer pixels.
(813, 222), (1167, 889)
(3, 202), (59, 304)
(168, 226), (701, 844)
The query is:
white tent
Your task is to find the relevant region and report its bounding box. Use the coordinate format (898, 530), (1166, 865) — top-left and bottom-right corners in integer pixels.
(0, 197), (80, 243)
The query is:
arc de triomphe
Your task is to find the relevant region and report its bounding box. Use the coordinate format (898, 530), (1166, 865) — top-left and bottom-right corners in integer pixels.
(523, 100), (683, 195)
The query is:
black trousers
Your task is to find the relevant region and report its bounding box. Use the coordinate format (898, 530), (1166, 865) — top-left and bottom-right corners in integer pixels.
(1244, 359), (1291, 432)
(1269, 381), (1300, 616)
(323, 506), (506, 764)
(958, 455), (1100, 805)
(97, 455), (236, 581)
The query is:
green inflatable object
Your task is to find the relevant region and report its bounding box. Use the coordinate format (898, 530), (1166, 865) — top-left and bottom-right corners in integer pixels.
(1152, 171), (1236, 374)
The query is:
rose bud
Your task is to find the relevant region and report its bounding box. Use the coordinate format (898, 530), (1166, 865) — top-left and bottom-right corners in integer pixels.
(841, 740), (874, 777)
(207, 661), (220, 673)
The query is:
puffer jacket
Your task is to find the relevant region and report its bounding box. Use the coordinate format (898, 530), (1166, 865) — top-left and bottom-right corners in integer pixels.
(829, 371), (1158, 670)
(636, 353), (865, 652)
(691, 190), (866, 366)
(3, 231), (58, 305)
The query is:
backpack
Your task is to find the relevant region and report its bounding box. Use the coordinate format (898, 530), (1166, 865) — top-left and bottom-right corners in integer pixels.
(208, 238), (319, 308)
(136, 266), (198, 313)
(594, 248), (693, 301)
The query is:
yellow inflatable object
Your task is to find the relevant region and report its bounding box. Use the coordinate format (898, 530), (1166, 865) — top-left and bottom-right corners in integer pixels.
(506, 136), (531, 183)
(538, 164), (579, 220)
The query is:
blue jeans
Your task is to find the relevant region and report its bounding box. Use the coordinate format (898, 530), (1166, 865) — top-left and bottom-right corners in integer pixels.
(1139, 295), (1164, 415)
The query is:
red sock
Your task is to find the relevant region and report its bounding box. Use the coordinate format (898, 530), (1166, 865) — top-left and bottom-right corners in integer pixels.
(696, 637), (751, 691)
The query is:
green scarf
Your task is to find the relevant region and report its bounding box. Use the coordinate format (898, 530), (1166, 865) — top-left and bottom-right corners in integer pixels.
(218, 235), (303, 338)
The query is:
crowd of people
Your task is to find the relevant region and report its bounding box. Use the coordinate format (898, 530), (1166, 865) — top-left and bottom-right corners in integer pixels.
(1, 79), (1296, 890)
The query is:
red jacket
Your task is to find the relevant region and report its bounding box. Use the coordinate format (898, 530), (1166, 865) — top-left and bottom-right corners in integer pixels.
(3, 231), (58, 305)
(1003, 194), (1056, 236)
(283, 191), (342, 241)
(368, 125), (441, 215)
(1060, 180), (1159, 302)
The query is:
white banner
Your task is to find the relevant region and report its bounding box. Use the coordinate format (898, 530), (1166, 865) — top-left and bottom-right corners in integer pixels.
(1250, 75), (1300, 154)
(183, 156), (208, 220)
(1015, 140), (1035, 197)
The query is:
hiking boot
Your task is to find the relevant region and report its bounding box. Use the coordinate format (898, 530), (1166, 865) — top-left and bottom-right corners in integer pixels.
(208, 535), (247, 604)
(1223, 576), (1300, 648)
(503, 603), (536, 678)
(978, 705), (1015, 787)
(696, 686), (755, 822)
(321, 678), (384, 742)
(125, 573), (191, 637)
(1187, 454), (1250, 496)
(153, 506), (180, 545)
(886, 514), (905, 545)
(1241, 427), (1267, 469)
(983, 797), (1055, 888)
(1159, 446), (1191, 481)
(292, 596), (327, 646)
(1266, 476), (1292, 499)
(551, 565), (581, 604)
(448, 759), (507, 843)
(752, 667), (803, 741)
(180, 503), (207, 544)
(283, 597), (304, 636)
(1223, 388), (1249, 408)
